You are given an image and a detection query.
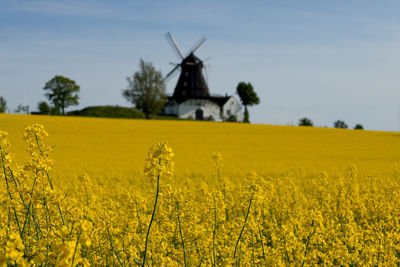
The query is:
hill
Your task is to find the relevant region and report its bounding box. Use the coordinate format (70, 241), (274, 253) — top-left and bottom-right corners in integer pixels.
(68, 105), (146, 118)
(67, 105), (190, 121)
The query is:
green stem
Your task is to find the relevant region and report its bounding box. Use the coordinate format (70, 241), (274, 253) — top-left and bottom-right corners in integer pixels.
(2, 158), (23, 240)
(107, 226), (124, 267)
(212, 196), (217, 267)
(71, 230), (82, 267)
(176, 201), (187, 267)
(258, 223), (266, 262)
(142, 172), (160, 267)
(233, 195), (253, 262)
(9, 167), (43, 236)
(251, 230), (255, 266)
(301, 220), (315, 267)
(34, 133), (65, 225)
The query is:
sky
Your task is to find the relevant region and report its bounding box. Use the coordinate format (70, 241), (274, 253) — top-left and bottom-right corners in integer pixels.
(1, 0), (400, 131)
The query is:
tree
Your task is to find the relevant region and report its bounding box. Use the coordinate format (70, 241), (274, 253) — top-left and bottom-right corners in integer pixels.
(43, 75), (80, 115)
(38, 101), (50, 115)
(236, 82), (260, 123)
(298, 117), (313, 126)
(334, 120), (348, 129)
(354, 124), (364, 130)
(122, 59), (166, 119)
(0, 96), (6, 113)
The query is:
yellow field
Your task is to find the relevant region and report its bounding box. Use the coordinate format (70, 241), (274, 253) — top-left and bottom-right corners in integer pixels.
(1, 114), (400, 265)
(1, 114), (399, 180)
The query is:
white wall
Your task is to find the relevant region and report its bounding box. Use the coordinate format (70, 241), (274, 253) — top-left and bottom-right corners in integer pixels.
(163, 96), (243, 121)
(222, 96), (243, 121)
(178, 99), (222, 121)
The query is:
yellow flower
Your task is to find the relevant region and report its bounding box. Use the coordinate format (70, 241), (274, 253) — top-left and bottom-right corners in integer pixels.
(144, 142), (174, 179)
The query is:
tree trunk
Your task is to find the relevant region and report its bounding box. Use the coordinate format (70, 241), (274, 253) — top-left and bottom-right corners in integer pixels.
(62, 106), (65, 115)
(145, 112), (150, 119)
(244, 105), (249, 123)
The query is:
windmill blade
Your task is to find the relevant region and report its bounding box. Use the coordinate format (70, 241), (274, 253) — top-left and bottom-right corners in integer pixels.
(163, 64), (180, 81)
(204, 66), (209, 86)
(189, 37), (206, 55)
(165, 32), (184, 60)
(202, 57), (211, 62)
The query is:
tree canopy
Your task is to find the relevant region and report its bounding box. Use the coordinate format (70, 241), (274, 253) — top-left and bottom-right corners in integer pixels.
(38, 101), (50, 115)
(298, 117), (313, 126)
(334, 120), (348, 129)
(43, 75), (80, 115)
(0, 96), (6, 113)
(354, 124), (364, 130)
(122, 59), (166, 119)
(236, 82), (260, 123)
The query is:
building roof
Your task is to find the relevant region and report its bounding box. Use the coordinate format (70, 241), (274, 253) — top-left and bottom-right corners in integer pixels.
(167, 95), (231, 107)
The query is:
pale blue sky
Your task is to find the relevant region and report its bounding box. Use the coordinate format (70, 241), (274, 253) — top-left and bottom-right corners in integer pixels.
(1, 0), (400, 131)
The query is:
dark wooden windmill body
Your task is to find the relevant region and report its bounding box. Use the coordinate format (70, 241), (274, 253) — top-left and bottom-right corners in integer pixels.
(172, 53), (210, 101)
(164, 33), (211, 102)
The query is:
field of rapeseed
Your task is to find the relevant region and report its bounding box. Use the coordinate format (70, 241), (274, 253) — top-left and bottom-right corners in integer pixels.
(1, 114), (400, 265)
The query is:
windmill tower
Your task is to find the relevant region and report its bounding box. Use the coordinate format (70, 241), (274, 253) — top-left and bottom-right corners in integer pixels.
(163, 33), (243, 121)
(164, 33), (210, 102)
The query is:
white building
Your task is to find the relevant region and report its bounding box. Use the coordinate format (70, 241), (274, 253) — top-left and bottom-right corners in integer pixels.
(164, 95), (243, 121)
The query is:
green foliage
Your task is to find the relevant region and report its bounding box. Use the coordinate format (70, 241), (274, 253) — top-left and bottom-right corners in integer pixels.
(43, 75), (80, 115)
(38, 101), (50, 115)
(0, 96), (6, 113)
(225, 115), (238, 122)
(68, 106), (146, 119)
(49, 106), (61, 115)
(236, 82), (260, 107)
(334, 120), (348, 129)
(298, 117), (313, 126)
(122, 59), (167, 119)
(236, 81), (260, 123)
(354, 124), (364, 130)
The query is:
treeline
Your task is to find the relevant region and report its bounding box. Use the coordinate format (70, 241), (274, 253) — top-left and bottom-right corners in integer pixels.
(298, 117), (364, 130)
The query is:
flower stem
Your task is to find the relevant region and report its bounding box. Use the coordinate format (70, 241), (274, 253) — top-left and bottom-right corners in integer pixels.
(233, 194), (253, 262)
(212, 195), (217, 267)
(142, 172), (160, 267)
(176, 200), (187, 267)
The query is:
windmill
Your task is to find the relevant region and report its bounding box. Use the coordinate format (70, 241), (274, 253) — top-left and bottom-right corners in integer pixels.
(164, 32), (210, 102)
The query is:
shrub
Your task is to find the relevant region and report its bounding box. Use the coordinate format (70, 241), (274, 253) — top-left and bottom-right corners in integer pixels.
(298, 117), (313, 126)
(334, 120), (348, 129)
(354, 124), (364, 130)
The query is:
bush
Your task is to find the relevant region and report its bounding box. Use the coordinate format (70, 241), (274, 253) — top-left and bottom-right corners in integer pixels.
(298, 117), (313, 126)
(354, 124), (364, 130)
(334, 120), (348, 129)
(225, 115), (237, 122)
(38, 101), (50, 115)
